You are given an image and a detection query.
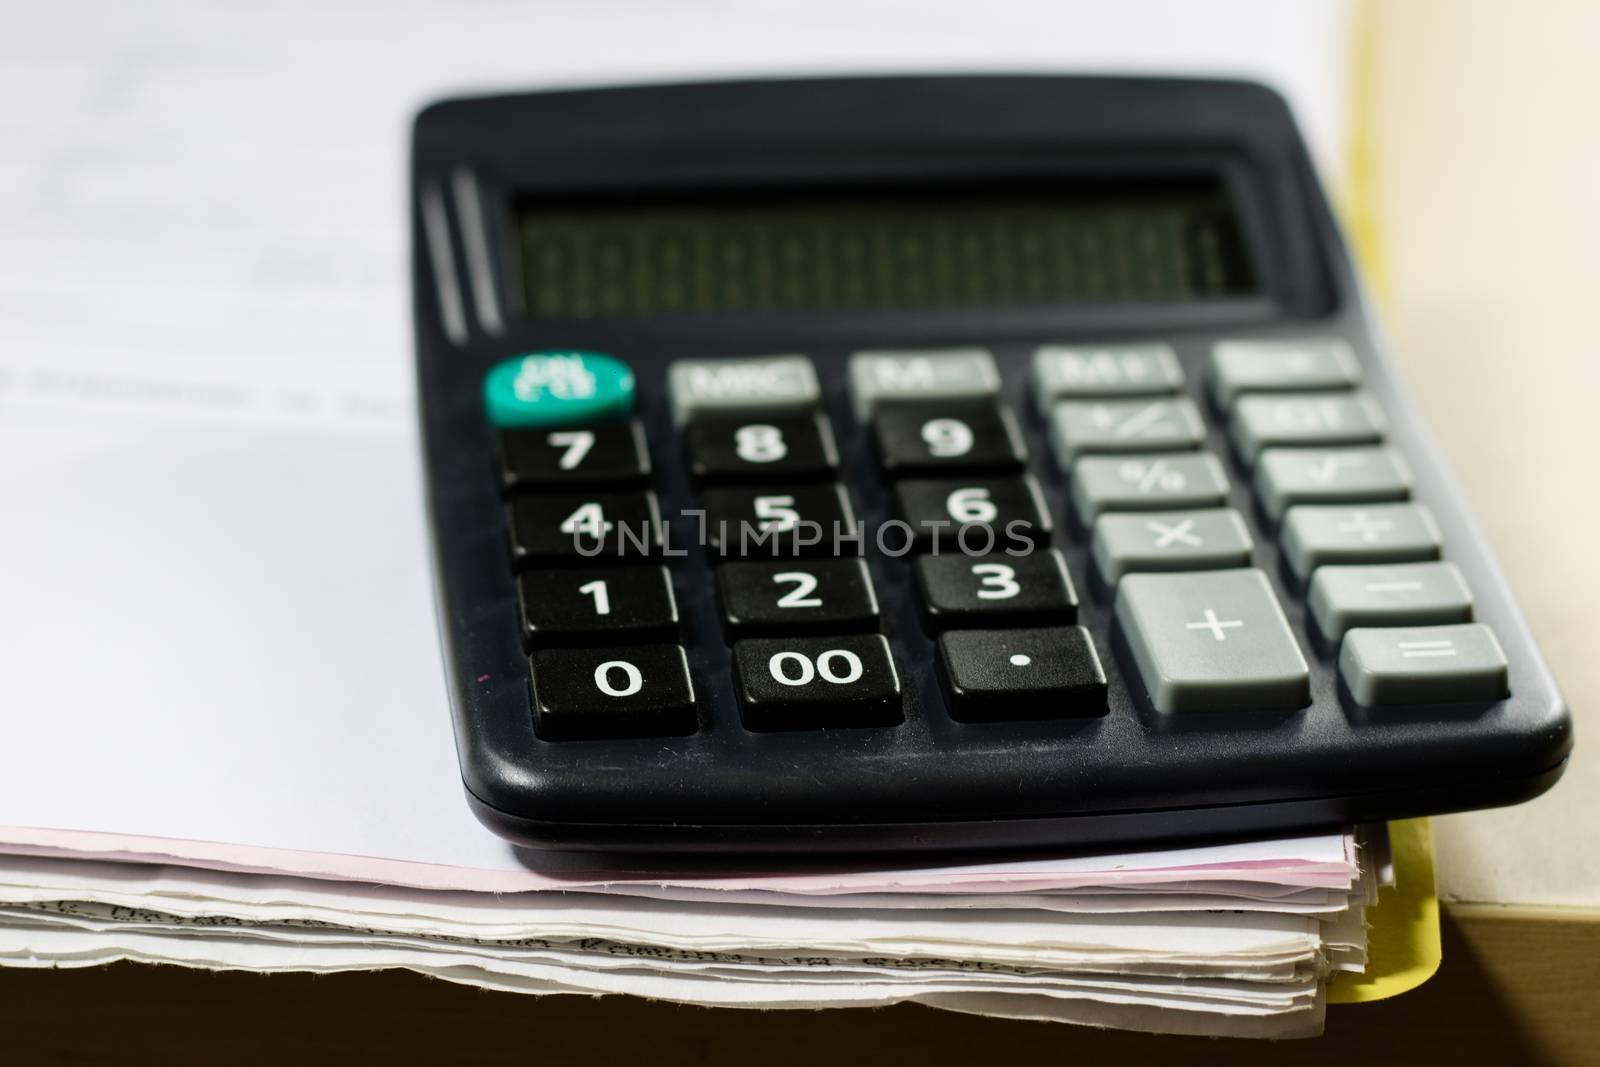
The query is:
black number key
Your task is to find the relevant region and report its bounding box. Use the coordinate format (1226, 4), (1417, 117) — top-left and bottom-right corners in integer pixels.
(716, 558), (878, 639)
(697, 484), (857, 558)
(890, 475), (1052, 552)
(874, 402), (1027, 475)
(733, 634), (902, 731)
(518, 565), (678, 646)
(686, 413), (839, 483)
(914, 549), (1078, 631)
(498, 421), (650, 490)
(531, 644), (697, 740)
(507, 490), (661, 563)
(936, 627), (1107, 722)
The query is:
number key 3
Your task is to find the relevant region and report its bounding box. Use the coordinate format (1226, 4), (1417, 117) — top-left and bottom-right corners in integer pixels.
(913, 549), (1078, 631)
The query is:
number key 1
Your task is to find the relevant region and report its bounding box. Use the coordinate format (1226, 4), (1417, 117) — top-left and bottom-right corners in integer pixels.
(517, 565), (679, 646)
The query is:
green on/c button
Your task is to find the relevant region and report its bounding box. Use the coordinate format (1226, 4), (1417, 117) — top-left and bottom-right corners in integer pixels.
(483, 351), (635, 428)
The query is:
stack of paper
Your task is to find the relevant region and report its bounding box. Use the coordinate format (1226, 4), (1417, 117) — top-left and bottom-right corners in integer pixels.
(0, 828), (1386, 1039)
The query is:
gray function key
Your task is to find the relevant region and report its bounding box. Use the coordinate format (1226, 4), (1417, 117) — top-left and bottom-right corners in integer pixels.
(1280, 502), (1443, 581)
(1069, 452), (1230, 524)
(1208, 337), (1361, 408)
(1255, 446), (1413, 521)
(1339, 624), (1509, 706)
(1230, 392), (1386, 465)
(1048, 397), (1205, 465)
(668, 355), (820, 425)
(1091, 508), (1254, 585)
(1031, 343), (1182, 414)
(848, 348), (1000, 421)
(1309, 561), (1473, 641)
(1115, 569), (1311, 713)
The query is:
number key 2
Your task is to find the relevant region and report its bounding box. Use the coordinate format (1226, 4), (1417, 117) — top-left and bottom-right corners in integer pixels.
(914, 549), (1078, 631)
(873, 402), (1027, 475)
(716, 558), (879, 639)
(686, 413), (839, 483)
(518, 565), (679, 646)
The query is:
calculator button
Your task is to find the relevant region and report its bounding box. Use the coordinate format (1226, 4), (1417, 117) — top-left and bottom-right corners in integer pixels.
(733, 634), (902, 731)
(1048, 397), (1205, 465)
(530, 644), (697, 741)
(1230, 392), (1386, 465)
(1208, 338), (1360, 408)
(914, 550), (1077, 630)
(717, 558), (879, 638)
(1339, 624), (1509, 706)
(1068, 453), (1230, 524)
(482, 351), (637, 429)
(507, 490), (661, 563)
(937, 627), (1107, 722)
(686, 413), (839, 483)
(847, 348), (1000, 421)
(1090, 508), (1254, 585)
(891, 475), (1053, 552)
(873, 402), (1027, 475)
(498, 420), (651, 491)
(667, 355), (819, 425)
(1280, 503), (1442, 581)
(1308, 561), (1473, 641)
(1031, 343), (1182, 413)
(517, 565), (679, 646)
(698, 484), (857, 558)
(1254, 446), (1412, 522)
(1115, 569), (1311, 713)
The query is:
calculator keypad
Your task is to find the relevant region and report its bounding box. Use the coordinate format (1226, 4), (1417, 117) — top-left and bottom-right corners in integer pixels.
(485, 333), (1508, 748)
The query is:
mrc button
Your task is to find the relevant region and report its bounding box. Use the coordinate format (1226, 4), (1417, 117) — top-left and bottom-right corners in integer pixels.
(668, 355), (820, 425)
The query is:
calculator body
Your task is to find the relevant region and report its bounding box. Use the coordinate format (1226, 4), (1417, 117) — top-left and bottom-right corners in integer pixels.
(411, 76), (1571, 852)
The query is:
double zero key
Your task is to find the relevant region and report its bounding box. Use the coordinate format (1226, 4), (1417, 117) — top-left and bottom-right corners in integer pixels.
(733, 634), (902, 731)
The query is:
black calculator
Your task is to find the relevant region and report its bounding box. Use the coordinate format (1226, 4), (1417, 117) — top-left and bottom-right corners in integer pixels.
(411, 76), (1571, 852)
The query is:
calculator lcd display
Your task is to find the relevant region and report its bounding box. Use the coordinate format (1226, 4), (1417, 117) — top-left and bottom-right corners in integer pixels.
(514, 179), (1256, 319)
